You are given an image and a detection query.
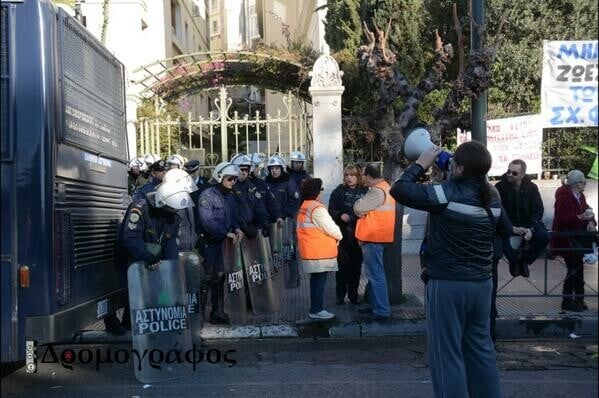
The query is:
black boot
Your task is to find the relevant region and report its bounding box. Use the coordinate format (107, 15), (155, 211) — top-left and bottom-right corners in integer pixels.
(561, 297), (582, 312)
(575, 297), (588, 310)
(199, 277), (212, 322)
(210, 276), (230, 325)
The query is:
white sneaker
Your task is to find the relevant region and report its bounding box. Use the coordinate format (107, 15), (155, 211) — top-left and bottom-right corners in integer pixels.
(308, 310), (335, 320)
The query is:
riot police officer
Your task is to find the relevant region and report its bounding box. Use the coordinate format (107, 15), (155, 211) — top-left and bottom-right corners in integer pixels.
(106, 178), (193, 333)
(134, 159), (167, 200)
(166, 154), (185, 170)
(127, 158), (144, 196)
(248, 153), (281, 222)
(183, 159), (207, 205)
(198, 162), (244, 324)
(287, 151), (311, 188)
(264, 155), (300, 225)
(231, 154), (270, 237)
(162, 169), (199, 252)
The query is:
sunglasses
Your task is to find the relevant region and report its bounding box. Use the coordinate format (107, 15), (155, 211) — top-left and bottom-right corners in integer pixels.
(225, 176), (238, 182)
(507, 170), (520, 176)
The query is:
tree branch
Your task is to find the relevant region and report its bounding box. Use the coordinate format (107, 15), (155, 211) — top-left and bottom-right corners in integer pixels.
(453, 3), (465, 78)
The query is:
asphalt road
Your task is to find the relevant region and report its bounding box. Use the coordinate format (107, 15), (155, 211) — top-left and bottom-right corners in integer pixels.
(2, 337), (597, 397)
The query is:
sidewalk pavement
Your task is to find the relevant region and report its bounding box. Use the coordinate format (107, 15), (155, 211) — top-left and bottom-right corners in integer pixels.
(84, 255), (597, 342)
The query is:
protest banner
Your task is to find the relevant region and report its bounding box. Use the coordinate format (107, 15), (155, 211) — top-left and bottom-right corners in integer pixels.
(541, 40), (598, 128)
(457, 114), (543, 176)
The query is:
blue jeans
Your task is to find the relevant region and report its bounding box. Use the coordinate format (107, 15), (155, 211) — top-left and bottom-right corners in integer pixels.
(309, 272), (328, 313)
(426, 278), (501, 398)
(361, 243), (390, 317)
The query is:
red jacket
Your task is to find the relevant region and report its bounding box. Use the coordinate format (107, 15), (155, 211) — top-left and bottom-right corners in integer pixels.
(550, 185), (592, 255)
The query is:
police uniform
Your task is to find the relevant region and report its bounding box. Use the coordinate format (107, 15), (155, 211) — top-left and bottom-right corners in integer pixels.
(197, 184), (240, 323)
(264, 172), (300, 220)
(233, 178), (270, 238)
(119, 195), (180, 263)
(114, 193), (180, 331)
(133, 177), (160, 201)
(249, 175), (281, 222)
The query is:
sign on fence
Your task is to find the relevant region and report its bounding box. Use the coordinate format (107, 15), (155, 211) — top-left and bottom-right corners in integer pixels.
(541, 40), (598, 128)
(457, 115), (543, 177)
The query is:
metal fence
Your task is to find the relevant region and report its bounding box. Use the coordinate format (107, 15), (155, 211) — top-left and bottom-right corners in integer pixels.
(136, 86), (311, 167)
(497, 230), (598, 299)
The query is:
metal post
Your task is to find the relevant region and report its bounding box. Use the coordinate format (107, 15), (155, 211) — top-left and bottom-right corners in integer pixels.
(470, 0), (487, 146)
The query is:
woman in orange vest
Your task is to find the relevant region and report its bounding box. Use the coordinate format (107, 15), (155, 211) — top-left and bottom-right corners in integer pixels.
(297, 178), (343, 320)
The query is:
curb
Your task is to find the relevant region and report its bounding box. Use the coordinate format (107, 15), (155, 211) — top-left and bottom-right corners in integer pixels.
(74, 315), (597, 344)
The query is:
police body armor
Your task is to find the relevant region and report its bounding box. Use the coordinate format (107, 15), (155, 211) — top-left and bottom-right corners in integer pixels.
(127, 259), (193, 383)
(180, 252), (203, 344)
(241, 235), (281, 315)
(222, 239), (248, 325)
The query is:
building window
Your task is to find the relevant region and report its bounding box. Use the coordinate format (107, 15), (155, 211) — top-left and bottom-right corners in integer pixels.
(211, 19), (219, 36)
(185, 22), (189, 49)
(171, 0), (181, 37)
(210, 0), (218, 13)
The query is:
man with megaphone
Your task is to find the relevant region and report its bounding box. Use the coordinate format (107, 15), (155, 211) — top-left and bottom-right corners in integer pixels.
(390, 140), (505, 398)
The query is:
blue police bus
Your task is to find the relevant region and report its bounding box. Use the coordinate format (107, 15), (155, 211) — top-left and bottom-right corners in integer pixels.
(1, 0), (129, 363)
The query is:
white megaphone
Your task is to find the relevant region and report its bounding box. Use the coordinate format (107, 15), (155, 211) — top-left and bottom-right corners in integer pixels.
(403, 127), (453, 171)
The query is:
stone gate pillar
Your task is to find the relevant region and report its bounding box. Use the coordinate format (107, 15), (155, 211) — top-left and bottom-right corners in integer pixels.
(309, 47), (345, 204)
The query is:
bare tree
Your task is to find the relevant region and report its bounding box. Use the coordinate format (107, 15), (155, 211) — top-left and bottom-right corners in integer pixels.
(357, 2), (509, 181)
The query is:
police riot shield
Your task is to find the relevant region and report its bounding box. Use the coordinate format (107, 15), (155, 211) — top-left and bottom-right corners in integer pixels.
(127, 260), (193, 384)
(268, 222), (288, 286)
(180, 252), (203, 344)
(241, 236), (281, 315)
(222, 239), (248, 325)
(283, 217), (300, 289)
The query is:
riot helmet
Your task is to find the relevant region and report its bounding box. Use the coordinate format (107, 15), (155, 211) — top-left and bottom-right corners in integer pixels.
(212, 162), (240, 183)
(162, 168), (198, 193)
(289, 151), (307, 171)
(154, 181), (193, 210)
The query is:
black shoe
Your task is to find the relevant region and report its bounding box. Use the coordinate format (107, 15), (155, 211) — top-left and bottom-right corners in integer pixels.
(349, 300), (360, 306)
(357, 307), (373, 315)
(561, 300), (583, 312)
(508, 260), (520, 277)
(575, 299), (589, 311)
(210, 311), (230, 324)
(519, 260), (530, 278)
(103, 314), (127, 335)
(336, 298), (345, 306)
(373, 314), (389, 322)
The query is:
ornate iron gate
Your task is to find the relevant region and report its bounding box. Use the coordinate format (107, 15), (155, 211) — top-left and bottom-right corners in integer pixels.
(136, 86), (311, 166)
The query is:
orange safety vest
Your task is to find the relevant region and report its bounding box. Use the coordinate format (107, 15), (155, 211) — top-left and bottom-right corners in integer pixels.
(296, 200), (338, 260)
(355, 180), (396, 243)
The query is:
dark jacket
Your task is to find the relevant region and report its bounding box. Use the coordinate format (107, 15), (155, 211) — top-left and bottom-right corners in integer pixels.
(328, 184), (368, 246)
(177, 206), (197, 252)
(133, 177), (160, 201)
(118, 195), (180, 263)
(198, 185), (239, 242)
(495, 174), (544, 228)
(265, 172), (300, 219)
(391, 164), (503, 281)
(233, 178), (270, 238)
(286, 167), (310, 189)
(249, 175), (281, 222)
(550, 185), (594, 258)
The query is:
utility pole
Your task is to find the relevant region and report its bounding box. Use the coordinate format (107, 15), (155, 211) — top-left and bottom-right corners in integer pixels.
(470, 0), (487, 146)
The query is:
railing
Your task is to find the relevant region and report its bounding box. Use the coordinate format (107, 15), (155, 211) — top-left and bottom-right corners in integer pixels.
(136, 86), (311, 167)
(496, 230), (598, 298)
